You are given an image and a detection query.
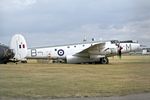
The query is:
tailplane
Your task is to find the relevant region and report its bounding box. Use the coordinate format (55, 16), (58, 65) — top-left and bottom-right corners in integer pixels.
(10, 34), (27, 62)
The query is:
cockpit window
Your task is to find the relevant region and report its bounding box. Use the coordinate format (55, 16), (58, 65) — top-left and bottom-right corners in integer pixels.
(120, 40), (133, 43)
(111, 40), (138, 44)
(110, 40), (119, 44)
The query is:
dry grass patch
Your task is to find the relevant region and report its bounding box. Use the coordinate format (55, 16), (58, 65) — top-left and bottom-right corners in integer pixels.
(0, 56), (150, 98)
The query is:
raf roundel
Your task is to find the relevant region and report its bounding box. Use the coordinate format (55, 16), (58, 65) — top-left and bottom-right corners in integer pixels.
(57, 49), (64, 56)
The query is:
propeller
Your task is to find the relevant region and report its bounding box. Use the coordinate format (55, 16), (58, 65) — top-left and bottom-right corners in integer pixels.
(116, 43), (123, 59)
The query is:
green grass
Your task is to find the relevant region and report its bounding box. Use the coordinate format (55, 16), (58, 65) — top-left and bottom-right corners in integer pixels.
(0, 56), (150, 98)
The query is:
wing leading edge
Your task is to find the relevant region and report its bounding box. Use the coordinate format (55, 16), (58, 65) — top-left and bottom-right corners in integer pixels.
(73, 43), (106, 57)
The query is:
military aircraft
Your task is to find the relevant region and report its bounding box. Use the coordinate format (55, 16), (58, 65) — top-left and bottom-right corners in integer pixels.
(26, 40), (141, 64)
(0, 34), (27, 64)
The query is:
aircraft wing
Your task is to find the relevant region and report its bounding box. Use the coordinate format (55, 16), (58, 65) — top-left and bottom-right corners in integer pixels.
(74, 43), (106, 57)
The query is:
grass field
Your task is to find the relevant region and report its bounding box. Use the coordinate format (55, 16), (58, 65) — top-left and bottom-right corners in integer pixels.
(0, 56), (150, 99)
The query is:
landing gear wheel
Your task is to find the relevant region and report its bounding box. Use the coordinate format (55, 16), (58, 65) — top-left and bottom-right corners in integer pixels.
(4, 62), (7, 64)
(100, 57), (109, 64)
(21, 61), (27, 63)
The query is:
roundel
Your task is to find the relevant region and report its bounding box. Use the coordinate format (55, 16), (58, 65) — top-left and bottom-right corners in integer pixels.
(57, 49), (64, 56)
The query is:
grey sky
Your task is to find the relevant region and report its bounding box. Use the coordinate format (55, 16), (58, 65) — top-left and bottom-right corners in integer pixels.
(0, 0), (150, 47)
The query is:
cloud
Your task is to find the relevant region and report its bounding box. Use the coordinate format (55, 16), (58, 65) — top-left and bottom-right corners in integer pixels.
(78, 18), (150, 45)
(13, 0), (37, 7)
(0, 0), (150, 47)
(0, 0), (37, 11)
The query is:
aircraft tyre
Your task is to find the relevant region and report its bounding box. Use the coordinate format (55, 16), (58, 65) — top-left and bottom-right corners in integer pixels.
(21, 61), (27, 63)
(4, 62), (7, 64)
(100, 57), (109, 64)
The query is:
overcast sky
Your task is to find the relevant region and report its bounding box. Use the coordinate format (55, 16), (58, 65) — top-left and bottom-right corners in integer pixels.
(0, 0), (150, 47)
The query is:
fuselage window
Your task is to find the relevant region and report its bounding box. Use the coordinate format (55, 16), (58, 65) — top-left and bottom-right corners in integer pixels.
(19, 45), (21, 49)
(74, 46), (76, 48)
(55, 49), (57, 51)
(23, 44), (25, 48)
(67, 46), (70, 48)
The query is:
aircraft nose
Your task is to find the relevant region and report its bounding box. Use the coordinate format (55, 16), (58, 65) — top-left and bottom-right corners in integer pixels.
(138, 43), (141, 49)
(137, 43), (146, 50)
(140, 44), (146, 48)
(133, 43), (141, 51)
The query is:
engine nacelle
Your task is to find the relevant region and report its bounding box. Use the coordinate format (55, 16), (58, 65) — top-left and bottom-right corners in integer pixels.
(66, 55), (104, 64)
(66, 55), (91, 64)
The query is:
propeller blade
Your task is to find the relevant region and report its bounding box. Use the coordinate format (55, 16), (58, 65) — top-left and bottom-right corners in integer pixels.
(118, 49), (122, 59)
(116, 43), (123, 59)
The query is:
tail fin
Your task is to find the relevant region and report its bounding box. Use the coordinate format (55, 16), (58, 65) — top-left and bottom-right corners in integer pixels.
(10, 34), (27, 61)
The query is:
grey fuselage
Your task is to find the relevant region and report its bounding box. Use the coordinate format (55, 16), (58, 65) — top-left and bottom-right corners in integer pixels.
(0, 44), (14, 64)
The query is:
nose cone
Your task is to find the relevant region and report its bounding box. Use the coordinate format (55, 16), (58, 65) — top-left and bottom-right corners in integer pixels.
(135, 43), (141, 51)
(140, 44), (146, 48)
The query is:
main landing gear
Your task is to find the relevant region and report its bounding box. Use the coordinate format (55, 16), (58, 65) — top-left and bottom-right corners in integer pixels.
(100, 57), (109, 64)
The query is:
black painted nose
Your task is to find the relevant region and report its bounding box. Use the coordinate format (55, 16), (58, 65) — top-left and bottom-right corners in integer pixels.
(5, 49), (15, 59)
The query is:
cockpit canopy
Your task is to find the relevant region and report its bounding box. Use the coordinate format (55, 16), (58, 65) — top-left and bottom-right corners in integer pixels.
(120, 40), (137, 43)
(110, 40), (138, 44)
(110, 40), (119, 44)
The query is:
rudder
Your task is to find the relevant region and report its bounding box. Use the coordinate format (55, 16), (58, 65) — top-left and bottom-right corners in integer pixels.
(10, 34), (27, 61)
